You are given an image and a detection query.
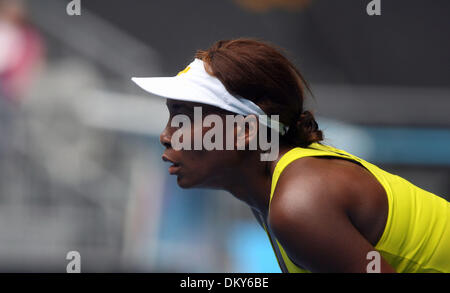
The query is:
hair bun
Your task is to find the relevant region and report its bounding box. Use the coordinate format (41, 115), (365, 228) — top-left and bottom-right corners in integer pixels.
(286, 110), (323, 147)
(299, 110), (319, 131)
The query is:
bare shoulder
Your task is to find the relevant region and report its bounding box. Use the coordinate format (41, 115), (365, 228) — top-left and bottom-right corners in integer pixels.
(269, 155), (388, 247)
(270, 156), (358, 217)
(266, 156), (392, 272)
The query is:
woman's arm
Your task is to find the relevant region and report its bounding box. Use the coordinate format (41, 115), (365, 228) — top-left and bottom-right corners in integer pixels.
(268, 158), (396, 273)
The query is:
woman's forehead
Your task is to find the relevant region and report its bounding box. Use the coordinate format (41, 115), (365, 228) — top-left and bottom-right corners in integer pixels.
(166, 100), (201, 107)
(166, 100), (227, 113)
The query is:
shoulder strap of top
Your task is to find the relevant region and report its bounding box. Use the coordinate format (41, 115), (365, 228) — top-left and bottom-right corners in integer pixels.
(264, 142), (376, 273)
(269, 142), (363, 206)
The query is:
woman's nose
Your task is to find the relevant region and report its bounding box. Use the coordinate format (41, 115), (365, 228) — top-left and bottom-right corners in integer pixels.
(160, 127), (172, 149)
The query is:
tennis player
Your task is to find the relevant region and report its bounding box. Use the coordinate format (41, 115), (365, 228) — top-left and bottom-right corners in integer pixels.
(132, 38), (450, 273)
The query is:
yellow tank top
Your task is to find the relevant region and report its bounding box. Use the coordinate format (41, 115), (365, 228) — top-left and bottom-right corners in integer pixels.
(262, 142), (450, 273)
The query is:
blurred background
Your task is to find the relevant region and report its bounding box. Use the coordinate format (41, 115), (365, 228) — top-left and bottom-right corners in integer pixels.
(0, 0), (449, 272)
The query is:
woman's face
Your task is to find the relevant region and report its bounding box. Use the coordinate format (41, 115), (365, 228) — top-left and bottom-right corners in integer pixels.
(160, 100), (240, 189)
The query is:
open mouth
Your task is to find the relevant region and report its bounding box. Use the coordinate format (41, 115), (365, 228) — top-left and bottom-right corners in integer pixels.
(168, 163), (181, 174)
(162, 154), (181, 174)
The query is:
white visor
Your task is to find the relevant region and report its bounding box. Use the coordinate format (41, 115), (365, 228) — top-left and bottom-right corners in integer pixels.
(131, 58), (289, 135)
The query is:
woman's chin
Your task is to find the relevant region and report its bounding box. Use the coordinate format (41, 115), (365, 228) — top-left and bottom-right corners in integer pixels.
(176, 176), (196, 189)
(176, 175), (211, 189)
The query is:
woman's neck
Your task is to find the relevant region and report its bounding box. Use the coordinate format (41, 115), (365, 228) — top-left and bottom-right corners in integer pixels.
(223, 143), (293, 220)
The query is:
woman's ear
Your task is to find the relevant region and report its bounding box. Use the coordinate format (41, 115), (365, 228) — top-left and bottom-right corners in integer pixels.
(235, 114), (258, 150)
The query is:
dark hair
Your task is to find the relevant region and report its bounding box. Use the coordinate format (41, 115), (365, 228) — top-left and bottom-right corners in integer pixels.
(195, 38), (323, 148)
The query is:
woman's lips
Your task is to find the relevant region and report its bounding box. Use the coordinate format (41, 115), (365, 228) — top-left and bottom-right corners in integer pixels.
(168, 164), (181, 174)
(162, 154), (181, 174)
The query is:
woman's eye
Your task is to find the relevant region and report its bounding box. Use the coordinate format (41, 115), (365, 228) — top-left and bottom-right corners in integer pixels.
(170, 108), (184, 116)
(182, 108), (195, 117)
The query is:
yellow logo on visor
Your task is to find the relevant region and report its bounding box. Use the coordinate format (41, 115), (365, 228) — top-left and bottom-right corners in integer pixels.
(177, 66), (191, 76)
